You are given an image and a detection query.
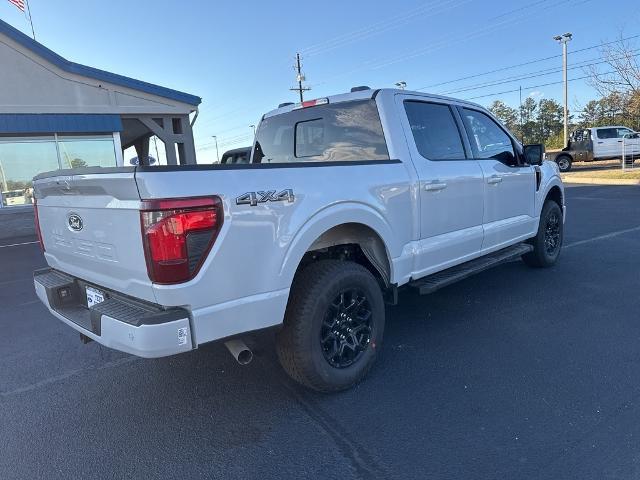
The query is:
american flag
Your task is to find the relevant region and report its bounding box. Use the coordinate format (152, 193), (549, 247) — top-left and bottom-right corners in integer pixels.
(8, 0), (25, 12)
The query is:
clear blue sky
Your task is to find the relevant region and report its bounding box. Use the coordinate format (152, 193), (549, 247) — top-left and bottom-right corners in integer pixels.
(2, 0), (639, 163)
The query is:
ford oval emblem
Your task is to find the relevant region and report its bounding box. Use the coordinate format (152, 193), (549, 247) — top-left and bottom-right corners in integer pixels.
(68, 213), (83, 232)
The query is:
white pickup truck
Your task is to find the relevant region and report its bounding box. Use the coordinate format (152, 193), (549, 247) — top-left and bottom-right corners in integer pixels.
(33, 88), (565, 392)
(545, 125), (640, 172)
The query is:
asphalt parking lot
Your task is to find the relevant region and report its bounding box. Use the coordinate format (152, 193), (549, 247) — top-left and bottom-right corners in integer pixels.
(1, 184), (639, 480)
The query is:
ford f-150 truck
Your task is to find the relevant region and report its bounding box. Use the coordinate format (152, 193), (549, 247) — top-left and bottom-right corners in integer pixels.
(33, 88), (565, 392)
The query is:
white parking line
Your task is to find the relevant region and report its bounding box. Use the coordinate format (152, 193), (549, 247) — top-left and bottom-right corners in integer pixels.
(0, 240), (38, 249)
(564, 225), (640, 249)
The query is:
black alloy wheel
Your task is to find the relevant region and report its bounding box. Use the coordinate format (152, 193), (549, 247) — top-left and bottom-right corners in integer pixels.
(320, 289), (373, 369)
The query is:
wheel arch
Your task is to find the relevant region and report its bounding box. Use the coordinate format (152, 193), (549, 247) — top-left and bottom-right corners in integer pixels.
(545, 184), (563, 209)
(279, 204), (397, 291)
(302, 223), (392, 286)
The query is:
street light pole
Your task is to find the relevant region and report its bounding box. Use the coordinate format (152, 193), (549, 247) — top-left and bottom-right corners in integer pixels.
(554, 32), (572, 147)
(212, 135), (219, 163)
(249, 124), (256, 136)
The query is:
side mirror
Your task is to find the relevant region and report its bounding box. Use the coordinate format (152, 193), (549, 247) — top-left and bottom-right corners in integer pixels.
(524, 144), (545, 166)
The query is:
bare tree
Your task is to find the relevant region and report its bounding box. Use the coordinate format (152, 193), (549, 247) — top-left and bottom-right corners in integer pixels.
(587, 34), (640, 120)
(588, 35), (639, 93)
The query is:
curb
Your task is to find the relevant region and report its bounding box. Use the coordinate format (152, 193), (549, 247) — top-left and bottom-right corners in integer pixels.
(560, 176), (640, 185)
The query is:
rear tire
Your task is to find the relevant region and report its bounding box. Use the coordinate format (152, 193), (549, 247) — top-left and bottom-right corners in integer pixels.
(523, 201), (563, 268)
(556, 155), (572, 172)
(276, 260), (385, 393)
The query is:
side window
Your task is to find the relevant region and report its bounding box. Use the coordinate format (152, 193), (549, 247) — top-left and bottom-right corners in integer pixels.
(617, 128), (633, 138)
(596, 128), (617, 139)
(253, 100), (389, 163)
(462, 108), (517, 166)
(403, 101), (466, 160)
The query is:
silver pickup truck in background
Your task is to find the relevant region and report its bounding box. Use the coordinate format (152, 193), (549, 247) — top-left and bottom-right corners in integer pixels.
(33, 87), (565, 392)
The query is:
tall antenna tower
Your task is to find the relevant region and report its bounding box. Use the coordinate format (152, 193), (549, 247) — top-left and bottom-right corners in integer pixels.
(290, 53), (311, 102)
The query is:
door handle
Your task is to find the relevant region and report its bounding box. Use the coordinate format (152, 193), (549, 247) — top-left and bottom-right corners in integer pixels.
(487, 175), (503, 185)
(597, 141), (604, 144)
(424, 181), (447, 192)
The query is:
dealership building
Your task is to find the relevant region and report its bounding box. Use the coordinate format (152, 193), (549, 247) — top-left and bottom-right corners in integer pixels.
(0, 19), (201, 238)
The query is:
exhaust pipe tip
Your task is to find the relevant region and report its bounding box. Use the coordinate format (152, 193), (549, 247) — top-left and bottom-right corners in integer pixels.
(225, 339), (253, 365)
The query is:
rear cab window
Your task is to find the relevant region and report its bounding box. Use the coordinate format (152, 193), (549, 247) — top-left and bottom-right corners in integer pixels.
(596, 128), (618, 139)
(252, 100), (389, 163)
(403, 101), (467, 160)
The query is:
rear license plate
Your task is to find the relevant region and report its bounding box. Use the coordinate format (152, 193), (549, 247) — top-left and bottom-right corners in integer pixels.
(86, 286), (105, 308)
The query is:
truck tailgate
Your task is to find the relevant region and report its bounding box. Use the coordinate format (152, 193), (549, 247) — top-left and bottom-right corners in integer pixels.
(34, 170), (155, 303)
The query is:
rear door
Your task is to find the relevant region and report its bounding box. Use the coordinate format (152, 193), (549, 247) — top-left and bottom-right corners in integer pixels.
(458, 107), (536, 251)
(398, 95), (485, 275)
(33, 170), (154, 302)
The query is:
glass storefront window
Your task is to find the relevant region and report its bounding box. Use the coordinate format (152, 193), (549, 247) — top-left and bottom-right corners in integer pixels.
(0, 138), (58, 207)
(0, 135), (118, 207)
(57, 136), (117, 169)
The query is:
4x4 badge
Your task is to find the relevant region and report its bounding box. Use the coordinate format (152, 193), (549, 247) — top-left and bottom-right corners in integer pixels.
(236, 189), (295, 207)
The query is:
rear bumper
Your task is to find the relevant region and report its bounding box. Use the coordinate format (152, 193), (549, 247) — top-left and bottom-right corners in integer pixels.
(34, 268), (193, 358)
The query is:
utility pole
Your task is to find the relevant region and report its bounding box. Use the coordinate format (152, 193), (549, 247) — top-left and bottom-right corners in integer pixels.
(152, 136), (160, 164)
(211, 135), (219, 163)
(290, 53), (311, 102)
(554, 32), (572, 147)
(519, 85), (524, 143)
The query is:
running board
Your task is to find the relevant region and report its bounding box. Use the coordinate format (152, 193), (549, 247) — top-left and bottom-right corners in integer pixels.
(410, 243), (533, 295)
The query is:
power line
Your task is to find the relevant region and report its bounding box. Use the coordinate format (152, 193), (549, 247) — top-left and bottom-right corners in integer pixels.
(417, 33), (640, 91)
(438, 50), (640, 96)
(196, 34), (637, 140)
(309, 0), (588, 88)
(368, 0), (586, 71)
(464, 70), (615, 101)
(300, 0), (471, 58)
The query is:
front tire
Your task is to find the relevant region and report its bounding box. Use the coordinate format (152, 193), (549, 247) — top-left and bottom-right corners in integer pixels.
(276, 260), (385, 392)
(523, 201), (563, 268)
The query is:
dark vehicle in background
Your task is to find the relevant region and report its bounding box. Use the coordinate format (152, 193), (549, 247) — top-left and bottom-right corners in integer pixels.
(220, 147), (251, 164)
(545, 126), (640, 172)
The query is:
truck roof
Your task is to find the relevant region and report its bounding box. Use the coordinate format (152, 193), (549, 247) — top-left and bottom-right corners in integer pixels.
(263, 88), (486, 119)
(588, 125), (634, 130)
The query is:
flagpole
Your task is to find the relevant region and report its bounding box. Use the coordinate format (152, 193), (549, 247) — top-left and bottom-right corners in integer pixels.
(24, 0), (36, 40)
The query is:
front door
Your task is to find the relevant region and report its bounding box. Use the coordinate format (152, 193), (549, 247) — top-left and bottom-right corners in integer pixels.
(458, 107), (537, 251)
(617, 127), (640, 158)
(398, 95), (485, 276)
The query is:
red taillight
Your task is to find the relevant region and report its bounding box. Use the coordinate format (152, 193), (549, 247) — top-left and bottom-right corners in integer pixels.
(34, 199), (45, 252)
(140, 197), (223, 284)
